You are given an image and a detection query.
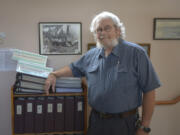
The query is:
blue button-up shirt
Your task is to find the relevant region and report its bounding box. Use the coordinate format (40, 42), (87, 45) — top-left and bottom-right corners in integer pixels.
(70, 38), (161, 113)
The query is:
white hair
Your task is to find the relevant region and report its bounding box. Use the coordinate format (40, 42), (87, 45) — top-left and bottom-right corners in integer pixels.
(90, 11), (126, 39)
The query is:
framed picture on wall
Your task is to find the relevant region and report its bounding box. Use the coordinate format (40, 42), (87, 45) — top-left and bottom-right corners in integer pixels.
(153, 18), (180, 40)
(39, 22), (82, 55)
(138, 43), (151, 57)
(87, 43), (96, 50)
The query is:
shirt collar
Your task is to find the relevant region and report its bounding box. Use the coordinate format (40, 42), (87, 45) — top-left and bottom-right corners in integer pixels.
(99, 48), (105, 58)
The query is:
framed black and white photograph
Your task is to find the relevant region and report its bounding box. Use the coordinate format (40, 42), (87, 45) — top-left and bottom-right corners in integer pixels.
(39, 22), (82, 55)
(153, 18), (180, 40)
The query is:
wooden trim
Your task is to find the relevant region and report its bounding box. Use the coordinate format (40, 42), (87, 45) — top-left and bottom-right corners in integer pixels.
(11, 87), (15, 135)
(14, 131), (84, 135)
(11, 80), (88, 135)
(156, 96), (180, 105)
(82, 77), (88, 135)
(13, 92), (84, 97)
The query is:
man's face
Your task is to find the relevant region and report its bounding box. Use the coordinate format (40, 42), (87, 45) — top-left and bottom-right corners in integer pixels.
(95, 18), (120, 48)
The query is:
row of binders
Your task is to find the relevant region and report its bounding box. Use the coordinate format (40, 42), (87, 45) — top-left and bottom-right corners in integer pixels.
(14, 96), (84, 134)
(14, 72), (83, 94)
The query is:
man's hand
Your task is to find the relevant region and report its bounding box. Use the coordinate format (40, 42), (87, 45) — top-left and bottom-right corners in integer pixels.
(44, 66), (73, 94)
(44, 73), (56, 95)
(136, 128), (149, 135)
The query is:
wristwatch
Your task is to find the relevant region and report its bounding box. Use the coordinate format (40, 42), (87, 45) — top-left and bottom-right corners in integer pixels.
(139, 125), (151, 133)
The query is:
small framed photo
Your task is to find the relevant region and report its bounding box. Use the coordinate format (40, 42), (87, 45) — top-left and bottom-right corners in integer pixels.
(39, 22), (82, 55)
(138, 43), (151, 57)
(87, 43), (96, 50)
(153, 18), (180, 40)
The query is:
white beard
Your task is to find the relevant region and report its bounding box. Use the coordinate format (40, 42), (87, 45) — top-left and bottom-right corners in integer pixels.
(96, 38), (118, 49)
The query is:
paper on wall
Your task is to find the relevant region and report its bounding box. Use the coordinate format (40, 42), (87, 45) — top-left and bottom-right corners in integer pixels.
(0, 48), (17, 71)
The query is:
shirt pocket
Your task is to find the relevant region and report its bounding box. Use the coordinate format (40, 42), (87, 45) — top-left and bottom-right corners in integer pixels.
(115, 65), (137, 86)
(86, 64), (99, 86)
(87, 64), (99, 73)
(117, 65), (128, 73)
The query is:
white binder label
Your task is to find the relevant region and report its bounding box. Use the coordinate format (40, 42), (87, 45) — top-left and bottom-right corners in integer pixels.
(57, 103), (62, 113)
(17, 105), (22, 115)
(27, 103), (32, 112)
(48, 103), (53, 113)
(78, 102), (82, 111)
(37, 105), (42, 114)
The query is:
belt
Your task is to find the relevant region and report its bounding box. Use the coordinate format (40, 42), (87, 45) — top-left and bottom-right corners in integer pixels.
(92, 108), (137, 119)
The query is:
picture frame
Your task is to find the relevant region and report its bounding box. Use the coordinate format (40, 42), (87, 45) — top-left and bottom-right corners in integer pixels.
(87, 43), (96, 50)
(87, 42), (150, 57)
(153, 18), (180, 40)
(138, 43), (151, 57)
(39, 22), (82, 55)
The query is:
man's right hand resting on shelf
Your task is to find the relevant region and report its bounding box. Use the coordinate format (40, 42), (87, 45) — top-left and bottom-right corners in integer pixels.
(44, 66), (73, 95)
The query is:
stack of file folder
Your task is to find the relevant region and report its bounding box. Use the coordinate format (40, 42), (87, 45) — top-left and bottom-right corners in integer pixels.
(13, 72), (83, 94)
(0, 48), (53, 76)
(14, 72), (47, 94)
(11, 49), (53, 94)
(56, 77), (83, 93)
(11, 49), (53, 78)
(14, 96), (84, 133)
(8, 49), (83, 94)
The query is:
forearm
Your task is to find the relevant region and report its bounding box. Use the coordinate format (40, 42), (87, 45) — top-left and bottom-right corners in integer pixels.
(141, 90), (156, 127)
(51, 66), (73, 78)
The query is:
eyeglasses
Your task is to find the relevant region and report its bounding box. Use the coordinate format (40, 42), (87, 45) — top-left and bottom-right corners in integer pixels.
(96, 25), (114, 34)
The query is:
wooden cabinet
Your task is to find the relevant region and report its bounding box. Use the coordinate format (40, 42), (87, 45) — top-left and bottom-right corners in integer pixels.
(11, 83), (88, 135)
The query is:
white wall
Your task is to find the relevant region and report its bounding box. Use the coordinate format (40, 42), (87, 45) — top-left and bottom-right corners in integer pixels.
(0, 71), (16, 135)
(0, 0), (180, 134)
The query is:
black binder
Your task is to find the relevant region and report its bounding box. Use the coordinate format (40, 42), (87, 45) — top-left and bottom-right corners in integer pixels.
(34, 97), (45, 133)
(16, 72), (46, 84)
(64, 96), (75, 131)
(14, 87), (44, 94)
(44, 96), (55, 132)
(54, 96), (65, 132)
(14, 97), (25, 134)
(24, 97), (35, 133)
(14, 80), (44, 90)
(74, 96), (84, 131)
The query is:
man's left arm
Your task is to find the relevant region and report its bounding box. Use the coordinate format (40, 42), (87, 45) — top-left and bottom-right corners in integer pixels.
(136, 90), (156, 135)
(136, 48), (161, 134)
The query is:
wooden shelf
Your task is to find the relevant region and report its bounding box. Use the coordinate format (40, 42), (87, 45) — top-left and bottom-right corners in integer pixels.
(14, 131), (84, 135)
(11, 84), (88, 135)
(13, 92), (85, 97)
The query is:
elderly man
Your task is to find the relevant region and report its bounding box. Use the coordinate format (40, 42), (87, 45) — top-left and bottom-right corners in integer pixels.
(45, 11), (161, 135)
